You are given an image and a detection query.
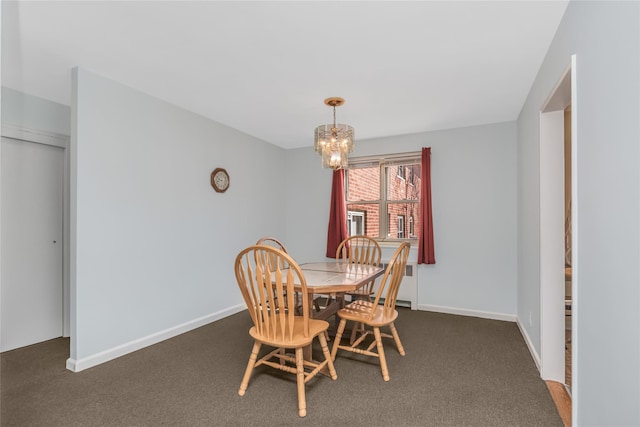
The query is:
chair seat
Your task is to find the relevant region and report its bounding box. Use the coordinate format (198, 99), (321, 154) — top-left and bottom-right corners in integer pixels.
(249, 317), (330, 348)
(337, 301), (398, 327)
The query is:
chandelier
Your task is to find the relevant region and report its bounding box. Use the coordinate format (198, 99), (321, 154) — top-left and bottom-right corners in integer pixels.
(314, 97), (354, 170)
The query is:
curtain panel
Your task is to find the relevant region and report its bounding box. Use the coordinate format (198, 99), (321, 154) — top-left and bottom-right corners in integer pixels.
(326, 169), (348, 258)
(418, 147), (436, 264)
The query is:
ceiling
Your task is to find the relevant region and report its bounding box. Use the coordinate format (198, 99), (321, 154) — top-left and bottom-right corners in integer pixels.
(2, 1), (569, 150)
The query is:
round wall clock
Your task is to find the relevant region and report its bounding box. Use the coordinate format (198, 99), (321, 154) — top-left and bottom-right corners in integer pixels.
(211, 168), (230, 193)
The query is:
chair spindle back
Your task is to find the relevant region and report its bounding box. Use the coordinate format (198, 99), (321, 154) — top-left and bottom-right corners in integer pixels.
(335, 235), (382, 268)
(368, 242), (411, 317)
(256, 237), (288, 272)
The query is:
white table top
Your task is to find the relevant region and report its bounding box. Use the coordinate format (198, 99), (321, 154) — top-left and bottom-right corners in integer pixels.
(298, 262), (384, 292)
(269, 262), (383, 293)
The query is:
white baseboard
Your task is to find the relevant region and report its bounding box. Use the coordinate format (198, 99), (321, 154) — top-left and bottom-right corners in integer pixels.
(66, 304), (246, 372)
(418, 303), (517, 322)
(516, 318), (541, 373)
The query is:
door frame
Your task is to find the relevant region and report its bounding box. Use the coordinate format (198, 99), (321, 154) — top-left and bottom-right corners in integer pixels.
(1, 122), (71, 338)
(539, 55), (577, 393)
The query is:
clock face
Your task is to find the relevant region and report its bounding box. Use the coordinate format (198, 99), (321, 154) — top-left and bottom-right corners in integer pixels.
(214, 172), (228, 188)
(211, 168), (229, 193)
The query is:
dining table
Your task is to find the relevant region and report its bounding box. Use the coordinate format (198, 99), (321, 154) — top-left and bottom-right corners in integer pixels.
(299, 262), (382, 317)
(297, 261), (384, 361)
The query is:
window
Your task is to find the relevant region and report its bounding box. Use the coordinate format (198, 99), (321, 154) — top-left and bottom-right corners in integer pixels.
(345, 152), (421, 242)
(397, 215), (405, 238)
(347, 211), (365, 236)
(409, 215), (415, 238)
(397, 165), (406, 180)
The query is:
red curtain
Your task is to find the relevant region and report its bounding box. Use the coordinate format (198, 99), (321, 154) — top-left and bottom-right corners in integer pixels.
(326, 169), (348, 258)
(418, 147), (436, 264)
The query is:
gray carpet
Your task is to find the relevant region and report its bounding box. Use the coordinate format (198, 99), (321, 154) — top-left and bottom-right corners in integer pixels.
(1, 309), (562, 426)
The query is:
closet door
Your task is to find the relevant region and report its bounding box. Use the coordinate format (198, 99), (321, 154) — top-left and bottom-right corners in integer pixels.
(1, 137), (64, 352)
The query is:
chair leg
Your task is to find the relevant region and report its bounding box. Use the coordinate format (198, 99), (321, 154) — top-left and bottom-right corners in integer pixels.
(279, 347), (287, 365)
(349, 294), (371, 344)
(349, 321), (365, 345)
(317, 332), (338, 380)
(295, 347), (307, 417)
(389, 322), (405, 356)
(331, 318), (347, 361)
(373, 327), (390, 381)
(349, 324), (357, 345)
(239, 341), (261, 396)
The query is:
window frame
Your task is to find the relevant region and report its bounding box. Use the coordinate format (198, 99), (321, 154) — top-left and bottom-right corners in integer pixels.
(345, 151), (421, 244)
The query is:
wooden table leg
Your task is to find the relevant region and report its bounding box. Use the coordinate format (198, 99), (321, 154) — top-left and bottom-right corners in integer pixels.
(304, 292), (347, 376)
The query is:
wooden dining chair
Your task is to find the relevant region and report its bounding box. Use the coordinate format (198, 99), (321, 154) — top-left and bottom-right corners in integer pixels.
(255, 237), (301, 310)
(234, 245), (337, 417)
(255, 236), (287, 252)
(336, 235), (382, 302)
(330, 242), (411, 382)
(256, 237), (321, 313)
(335, 235), (382, 343)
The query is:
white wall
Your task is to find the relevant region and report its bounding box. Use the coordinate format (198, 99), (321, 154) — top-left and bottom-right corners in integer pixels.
(69, 68), (287, 370)
(2, 83), (518, 367)
(2, 87), (71, 134)
(286, 122), (518, 319)
(517, 1), (640, 425)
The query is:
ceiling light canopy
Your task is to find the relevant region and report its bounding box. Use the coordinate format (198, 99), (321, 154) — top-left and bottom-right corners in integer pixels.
(314, 97), (354, 170)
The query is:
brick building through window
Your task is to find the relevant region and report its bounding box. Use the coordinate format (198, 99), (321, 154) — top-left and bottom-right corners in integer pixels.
(345, 153), (421, 241)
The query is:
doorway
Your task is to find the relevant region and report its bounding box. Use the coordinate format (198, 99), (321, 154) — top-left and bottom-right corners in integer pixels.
(539, 56), (576, 393)
(563, 105), (572, 389)
(1, 133), (68, 352)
